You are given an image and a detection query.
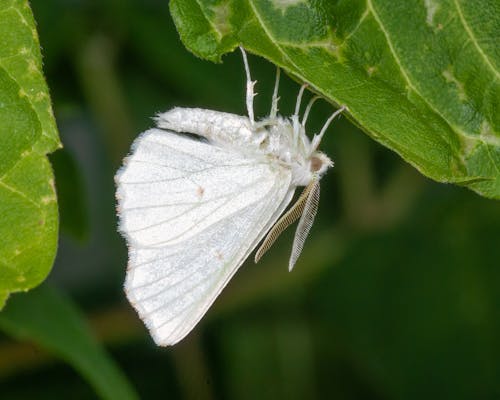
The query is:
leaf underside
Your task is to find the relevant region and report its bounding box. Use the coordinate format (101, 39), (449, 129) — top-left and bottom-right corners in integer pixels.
(170, 0), (500, 199)
(0, 0), (61, 308)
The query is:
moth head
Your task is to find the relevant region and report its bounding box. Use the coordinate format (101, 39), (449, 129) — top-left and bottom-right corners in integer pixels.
(309, 151), (333, 176)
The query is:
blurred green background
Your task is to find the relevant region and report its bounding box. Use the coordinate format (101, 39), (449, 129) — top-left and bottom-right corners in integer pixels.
(1, 0), (499, 399)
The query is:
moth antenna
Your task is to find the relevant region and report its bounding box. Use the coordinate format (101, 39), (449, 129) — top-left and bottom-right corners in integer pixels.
(240, 46), (256, 126)
(270, 67), (281, 119)
(311, 105), (346, 151)
(292, 84), (308, 144)
(289, 179), (320, 271)
(255, 179), (317, 264)
(301, 95), (320, 128)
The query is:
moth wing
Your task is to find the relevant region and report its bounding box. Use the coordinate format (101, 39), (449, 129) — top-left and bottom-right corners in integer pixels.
(116, 129), (294, 345)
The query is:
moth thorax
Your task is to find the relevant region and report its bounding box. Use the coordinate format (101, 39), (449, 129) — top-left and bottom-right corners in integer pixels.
(309, 152), (332, 176)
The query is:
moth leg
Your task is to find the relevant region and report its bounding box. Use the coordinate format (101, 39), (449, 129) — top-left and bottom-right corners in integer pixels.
(301, 96), (320, 128)
(270, 67), (281, 120)
(292, 84), (308, 145)
(311, 105), (346, 151)
(240, 46), (256, 126)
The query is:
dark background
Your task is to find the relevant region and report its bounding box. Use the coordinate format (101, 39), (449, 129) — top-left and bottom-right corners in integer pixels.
(1, 0), (499, 399)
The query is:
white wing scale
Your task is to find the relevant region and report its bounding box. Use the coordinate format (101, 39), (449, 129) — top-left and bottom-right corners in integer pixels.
(116, 129), (294, 345)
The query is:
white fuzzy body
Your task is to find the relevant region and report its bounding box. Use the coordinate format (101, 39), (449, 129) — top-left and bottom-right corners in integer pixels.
(157, 107), (329, 186)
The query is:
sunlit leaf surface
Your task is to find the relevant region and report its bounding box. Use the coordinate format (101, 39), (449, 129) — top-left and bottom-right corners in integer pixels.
(0, 0), (61, 307)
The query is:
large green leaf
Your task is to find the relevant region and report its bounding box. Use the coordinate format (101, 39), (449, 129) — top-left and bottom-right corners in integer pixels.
(0, 0), (61, 307)
(0, 285), (139, 400)
(170, 0), (500, 199)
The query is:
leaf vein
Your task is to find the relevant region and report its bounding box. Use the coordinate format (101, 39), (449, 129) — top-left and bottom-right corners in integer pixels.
(366, 0), (495, 154)
(453, 0), (499, 80)
(344, 6), (370, 41)
(485, 145), (500, 174)
(194, 0), (222, 40)
(0, 180), (40, 209)
(247, 1), (304, 75)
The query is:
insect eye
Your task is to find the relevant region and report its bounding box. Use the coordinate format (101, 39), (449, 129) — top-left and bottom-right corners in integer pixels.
(310, 156), (323, 172)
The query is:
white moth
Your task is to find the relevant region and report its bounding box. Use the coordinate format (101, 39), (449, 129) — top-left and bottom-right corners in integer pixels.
(115, 48), (345, 346)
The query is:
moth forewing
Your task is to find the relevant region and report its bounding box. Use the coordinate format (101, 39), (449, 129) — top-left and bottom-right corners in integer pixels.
(119, 133), (294, 346)
(289, 179), (320, 271)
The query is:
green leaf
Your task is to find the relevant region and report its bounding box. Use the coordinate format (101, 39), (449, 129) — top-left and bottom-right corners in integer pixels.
(0, 0), (61, 307)
(0, 285), (139, 400)
(170, 0), (500, 199)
